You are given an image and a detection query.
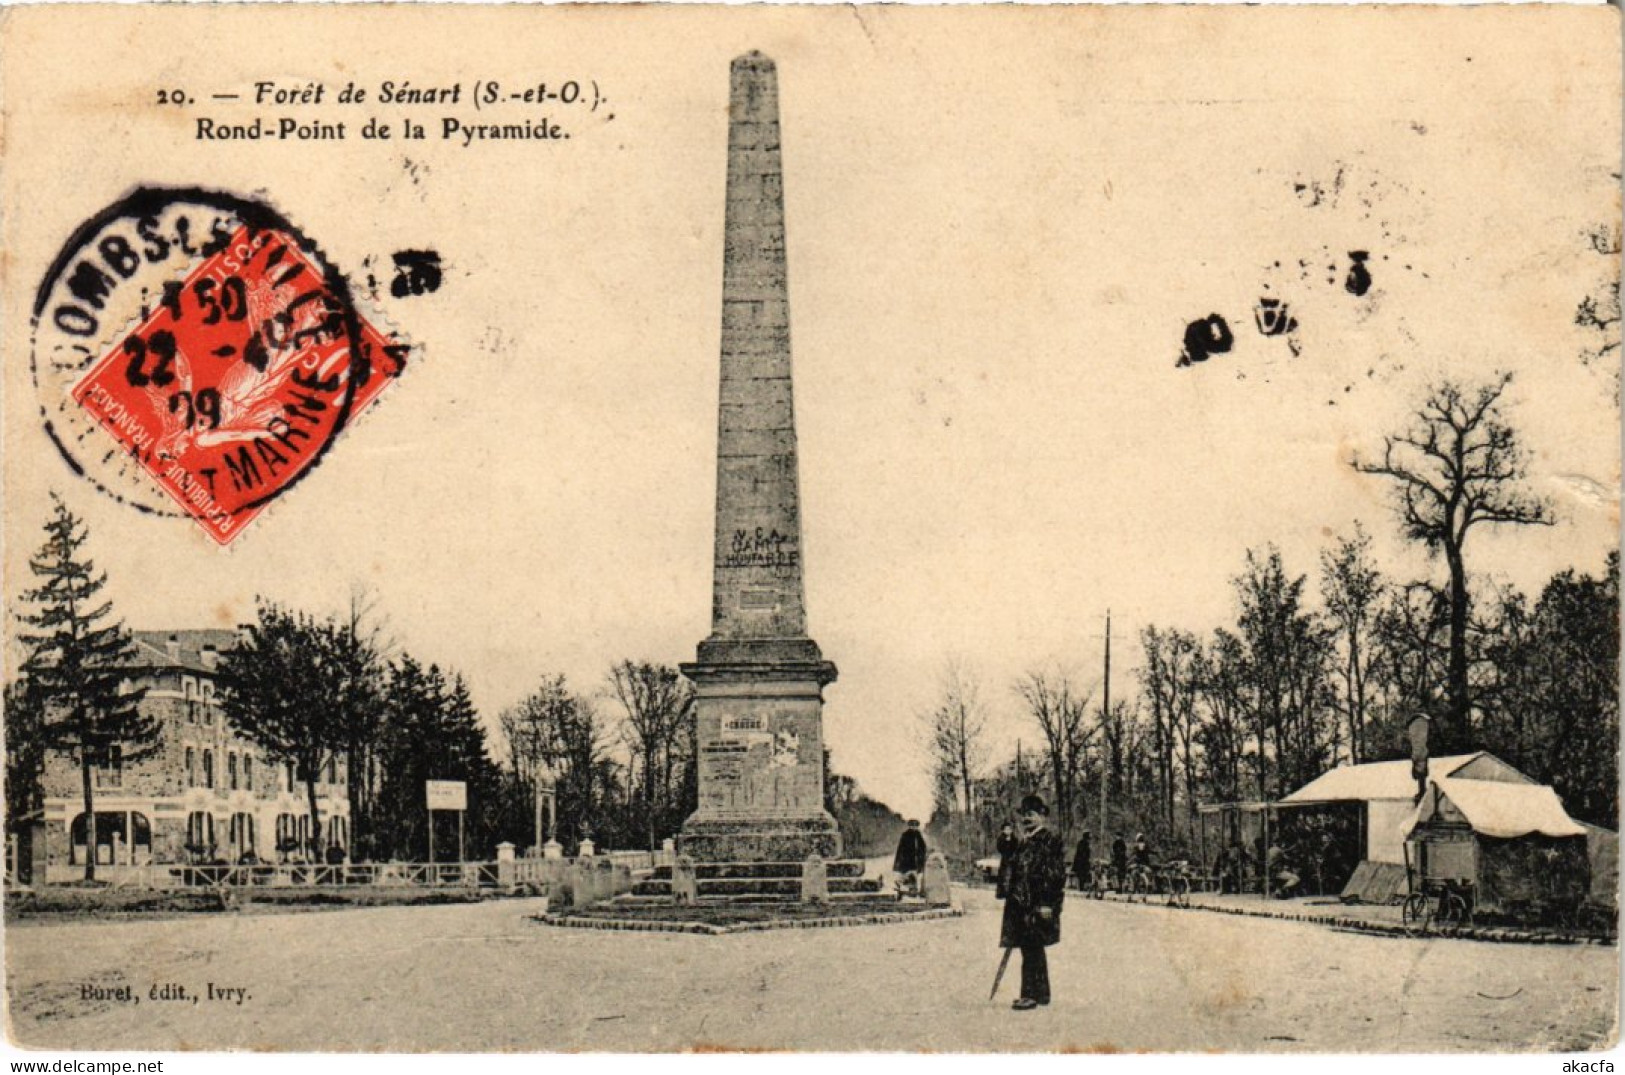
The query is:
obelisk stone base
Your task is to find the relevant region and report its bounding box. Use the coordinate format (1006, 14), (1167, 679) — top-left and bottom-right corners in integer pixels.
(678, 656), (841, 863)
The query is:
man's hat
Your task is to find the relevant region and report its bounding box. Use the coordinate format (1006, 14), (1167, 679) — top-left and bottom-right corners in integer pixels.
(1018, 793), (1049, 816)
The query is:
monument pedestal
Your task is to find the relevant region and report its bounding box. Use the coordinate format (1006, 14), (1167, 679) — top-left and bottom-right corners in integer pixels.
(679, 638), (841, 864)
(678, 816), (840, 864)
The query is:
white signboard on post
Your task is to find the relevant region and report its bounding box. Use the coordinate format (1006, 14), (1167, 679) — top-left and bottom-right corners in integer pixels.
(426, 779), (467, 812)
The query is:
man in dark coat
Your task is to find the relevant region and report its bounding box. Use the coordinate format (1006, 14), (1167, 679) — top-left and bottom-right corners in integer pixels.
(1110, 833), (1128, 889)
(995, 824), (1017, 898)
(999, 794), (1067, 1010)
(893, 820), (928, 895)
(1071, 832), (1092, 891)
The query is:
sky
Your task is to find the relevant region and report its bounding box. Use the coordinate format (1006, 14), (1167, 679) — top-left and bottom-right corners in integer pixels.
(3, 5), (1620, 824)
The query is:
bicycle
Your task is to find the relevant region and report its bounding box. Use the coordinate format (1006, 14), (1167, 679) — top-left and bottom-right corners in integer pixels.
(1401, 878), (1474, 936)
(1161, 861), (1193, 908)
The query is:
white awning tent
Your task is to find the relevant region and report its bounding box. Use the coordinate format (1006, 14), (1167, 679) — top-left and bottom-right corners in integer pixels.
(1280, 752), (1611, 908)
(1399, 774), (1596, 915)
(1400, 778), (1587, 840)
(1280, 753), (1531, 864)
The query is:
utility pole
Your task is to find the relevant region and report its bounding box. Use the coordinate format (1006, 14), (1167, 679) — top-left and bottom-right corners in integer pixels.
(1100, 609), (1111, 843)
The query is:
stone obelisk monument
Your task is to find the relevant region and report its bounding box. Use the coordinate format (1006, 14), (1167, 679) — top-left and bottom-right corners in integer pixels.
(678, 52), (842, 863)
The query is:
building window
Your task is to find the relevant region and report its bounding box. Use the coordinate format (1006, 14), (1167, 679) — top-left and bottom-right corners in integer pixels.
(70, 811), (151, 866)
(328, 816), (348, 851)
(325, 756), (336, 784)
(228, 813), (256, 861)
(286, 762), (296, 791)
(184, 747), (196, 788)
(275, 813), (297, 855)
(94, 744), (123, 789)
(203, 749), (214, 789)
(185, 811), (216, 860)
(182, 676), (197, 723)
(244, 755), (254, 791)
(200, 681), (215, 724)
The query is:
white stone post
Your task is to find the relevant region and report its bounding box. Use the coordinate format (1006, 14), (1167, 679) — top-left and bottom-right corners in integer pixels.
(801, 853), (830, 904)
(496, 842), (516, 890)
(923, 852), (953, 907)
(673, 855), (698, 905)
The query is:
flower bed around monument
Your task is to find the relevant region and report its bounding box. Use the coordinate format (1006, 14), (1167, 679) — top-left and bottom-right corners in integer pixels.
(541, 898), (962, 934)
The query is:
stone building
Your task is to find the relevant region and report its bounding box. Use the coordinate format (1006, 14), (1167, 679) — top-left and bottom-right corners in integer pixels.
(40, 629), (349, 879)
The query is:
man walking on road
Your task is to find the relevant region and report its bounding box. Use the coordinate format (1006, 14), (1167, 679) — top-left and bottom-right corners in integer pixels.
(998, 794), (1067, 1011)
(892, 819), (928, 897)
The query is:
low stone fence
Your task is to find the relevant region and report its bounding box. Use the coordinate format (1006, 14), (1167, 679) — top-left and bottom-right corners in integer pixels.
(33, 842), (651, 901)
(604, 850), (657, 871)
(44, 861), (507, 890)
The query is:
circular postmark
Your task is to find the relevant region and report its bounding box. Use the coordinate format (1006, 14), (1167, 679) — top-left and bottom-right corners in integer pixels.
(30, 187), (405, 544)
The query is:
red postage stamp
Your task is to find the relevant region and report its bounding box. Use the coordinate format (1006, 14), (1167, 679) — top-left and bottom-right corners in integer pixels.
(65, 219), (403, 544)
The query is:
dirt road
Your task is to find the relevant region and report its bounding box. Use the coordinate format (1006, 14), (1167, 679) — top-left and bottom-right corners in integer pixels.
(6, 887), (1614, 1051)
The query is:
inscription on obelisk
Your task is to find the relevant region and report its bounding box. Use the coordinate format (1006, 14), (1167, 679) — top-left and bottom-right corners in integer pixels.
(679, 52), (841, 864)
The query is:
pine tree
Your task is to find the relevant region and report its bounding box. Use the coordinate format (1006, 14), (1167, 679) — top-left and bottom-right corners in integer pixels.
(4, 681), (47, 832)
(374, 655), (438, 860)
(440, 674), (502, 857)
(16, 495), (154, 881)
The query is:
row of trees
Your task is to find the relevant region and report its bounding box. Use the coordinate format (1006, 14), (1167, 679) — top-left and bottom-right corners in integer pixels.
(6, 499), (891, 876)
(498, 665), (696, 852)
(924, 373), (1618, 864)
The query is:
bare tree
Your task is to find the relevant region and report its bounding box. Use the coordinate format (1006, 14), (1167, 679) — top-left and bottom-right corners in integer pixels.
(1354, 374), (1554, 751)
(1215, 547), (1337, 802)
(500, 675), (606, 847)
(1194, 630), (1247, 804)
(1576, 223), (1621, 391)
(1138, 627), (1201, 837)
(1370, 580), (1450, 739)
(606, 661), (693, 850)
(1014, 668), (1095, 834)
(1320, 524), (1384, 763)
(919, 659), (989, 818)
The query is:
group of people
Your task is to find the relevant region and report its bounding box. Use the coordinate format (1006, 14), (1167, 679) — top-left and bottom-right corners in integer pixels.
(890, 797), (1069, 1012)
(1210, 831), (1349, 898)
(1065, 830), (1155, 891)
(1069, 828), (1351, 900)
(895, 805), (1354, 1013)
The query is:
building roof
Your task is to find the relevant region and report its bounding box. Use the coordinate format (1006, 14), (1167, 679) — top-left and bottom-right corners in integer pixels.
(1281, 754), (1489, 804)
(128, 629), (238, 674)
(1401, 778), (1586, 840)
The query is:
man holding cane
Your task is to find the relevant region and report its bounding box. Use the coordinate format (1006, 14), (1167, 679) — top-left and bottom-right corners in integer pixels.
(995, 793), (1067, 1011)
